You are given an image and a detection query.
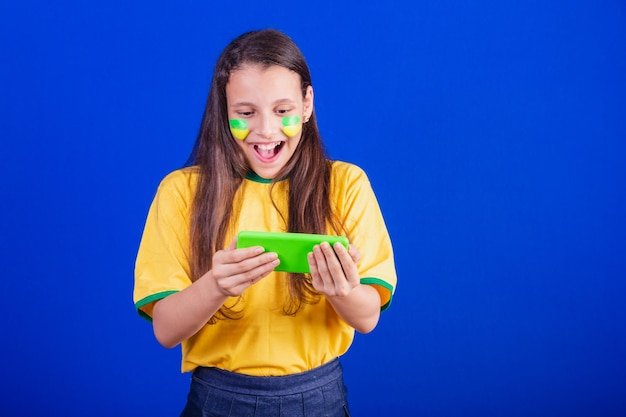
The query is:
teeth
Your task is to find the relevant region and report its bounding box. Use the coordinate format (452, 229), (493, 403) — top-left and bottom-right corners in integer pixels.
(255, 142), (281, 150)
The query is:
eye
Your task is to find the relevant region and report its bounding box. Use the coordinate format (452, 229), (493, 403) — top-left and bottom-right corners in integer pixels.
(238, 111), (254, 117)
(275, 106), (294, 115)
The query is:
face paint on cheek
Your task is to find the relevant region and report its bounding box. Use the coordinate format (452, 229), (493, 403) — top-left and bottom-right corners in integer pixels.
(229, 118), (250, 140)
(281, 115), (302, 137)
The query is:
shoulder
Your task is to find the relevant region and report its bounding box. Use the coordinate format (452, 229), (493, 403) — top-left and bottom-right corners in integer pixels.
(330, 160), (371, 190)
(152, 166), (199, 207)
(329, 160), (378, 208)
(158, 166), (199, 189)
(330, 160), (369, 182)
(157, 166), (199, 195)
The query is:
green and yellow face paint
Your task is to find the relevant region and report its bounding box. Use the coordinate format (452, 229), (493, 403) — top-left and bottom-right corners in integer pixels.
(229, 116), (303, 140)
(229, 118), (249, 140)
(281, 115), (302, 137)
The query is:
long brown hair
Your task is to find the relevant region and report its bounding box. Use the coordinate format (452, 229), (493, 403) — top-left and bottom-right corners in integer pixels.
(186, 29), (344, 321)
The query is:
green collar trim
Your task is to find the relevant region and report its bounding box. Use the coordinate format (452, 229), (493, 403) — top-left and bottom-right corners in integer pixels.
(245, 171), (290, 183)
(245, 171), (273, 183)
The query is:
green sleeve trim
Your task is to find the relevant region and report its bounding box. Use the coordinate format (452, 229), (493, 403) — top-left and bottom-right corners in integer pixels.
(360, 277), (395, 312)
(135, 290), (179, 322)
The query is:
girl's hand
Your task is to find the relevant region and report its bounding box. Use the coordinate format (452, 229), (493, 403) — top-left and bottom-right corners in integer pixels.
(211, 236), (279, 296)
(308, 242), (361, 297)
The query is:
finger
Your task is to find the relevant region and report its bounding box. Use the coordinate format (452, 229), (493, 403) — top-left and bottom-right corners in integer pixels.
(213, 249), (276, 284)
(348, 244), (361, 264)
(313, 243), (346, 294)
(216, 253), (279, 295)
(335, 243), (360, 283)
(230, 251), (278, 277)
(333, 242), (350, 262)
(308, 251), (323, 289)
(215, 245), (264, 266)
(319, 242), (345, 279)
(326, 243), (361, 295)
(239, 255), (279, 284)
(311, 245), (332, 291)
(312, 244), (332, 277)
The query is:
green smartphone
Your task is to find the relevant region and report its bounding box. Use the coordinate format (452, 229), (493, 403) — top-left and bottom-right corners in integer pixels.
(236, 231), (349, 273)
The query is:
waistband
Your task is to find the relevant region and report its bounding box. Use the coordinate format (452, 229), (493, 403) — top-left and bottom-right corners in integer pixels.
(192, 358), (343, 396)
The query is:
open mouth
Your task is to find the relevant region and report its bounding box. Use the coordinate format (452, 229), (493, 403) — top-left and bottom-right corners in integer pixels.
(253, 141), (284, 161)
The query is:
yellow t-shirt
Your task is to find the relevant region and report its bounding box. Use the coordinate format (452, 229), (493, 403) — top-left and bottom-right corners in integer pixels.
(134, 161), (397, 375)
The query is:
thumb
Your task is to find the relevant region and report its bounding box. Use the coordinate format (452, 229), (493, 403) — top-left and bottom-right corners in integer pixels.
(226, 235), (238, 251)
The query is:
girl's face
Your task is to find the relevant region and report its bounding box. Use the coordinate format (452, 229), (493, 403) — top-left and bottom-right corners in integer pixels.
(226, 64), (313, 180)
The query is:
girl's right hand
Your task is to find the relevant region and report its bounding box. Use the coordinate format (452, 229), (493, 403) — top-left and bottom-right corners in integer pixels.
(210, 236), (279, 296)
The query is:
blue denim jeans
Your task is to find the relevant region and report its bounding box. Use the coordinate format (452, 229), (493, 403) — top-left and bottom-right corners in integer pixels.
(180, 358), (351, 417)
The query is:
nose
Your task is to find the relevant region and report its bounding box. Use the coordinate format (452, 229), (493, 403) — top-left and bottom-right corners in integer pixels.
(255, 112), (279, 139)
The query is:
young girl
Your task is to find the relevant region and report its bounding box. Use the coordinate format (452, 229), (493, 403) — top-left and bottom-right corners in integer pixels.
(134, 29), (397, 417)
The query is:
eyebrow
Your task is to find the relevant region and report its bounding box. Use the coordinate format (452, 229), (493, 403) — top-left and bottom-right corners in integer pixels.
(231, 98), (297, 107)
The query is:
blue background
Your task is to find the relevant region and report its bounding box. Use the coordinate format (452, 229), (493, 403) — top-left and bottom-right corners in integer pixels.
(1, 1), (625, 416)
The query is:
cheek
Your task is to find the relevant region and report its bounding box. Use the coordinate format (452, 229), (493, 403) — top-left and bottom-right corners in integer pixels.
(281, 115), (302, 137)
(234, 138), (249, 154)
(229, 118), (250, 140)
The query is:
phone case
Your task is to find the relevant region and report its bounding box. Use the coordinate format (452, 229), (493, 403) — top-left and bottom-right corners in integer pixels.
(236, 231), (349, 273)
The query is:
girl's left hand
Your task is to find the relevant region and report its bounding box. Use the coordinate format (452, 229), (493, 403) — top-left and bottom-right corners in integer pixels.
(308, 242), (361, 297)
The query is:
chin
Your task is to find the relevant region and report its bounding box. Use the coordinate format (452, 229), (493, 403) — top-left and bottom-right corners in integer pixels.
(252, 167), (279, 180)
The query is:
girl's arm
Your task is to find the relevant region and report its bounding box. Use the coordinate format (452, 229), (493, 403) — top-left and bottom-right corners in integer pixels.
(308, 242), (381, 333)
(152, 237), (279, 348)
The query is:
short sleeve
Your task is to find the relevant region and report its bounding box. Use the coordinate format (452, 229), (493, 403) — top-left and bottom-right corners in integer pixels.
(331, 162), (397, 310)
(133, 169), (197, 320)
